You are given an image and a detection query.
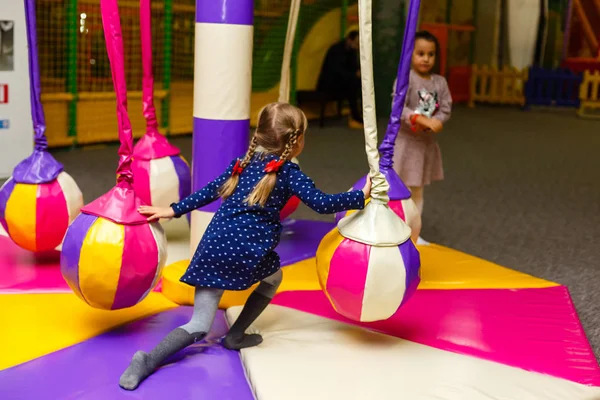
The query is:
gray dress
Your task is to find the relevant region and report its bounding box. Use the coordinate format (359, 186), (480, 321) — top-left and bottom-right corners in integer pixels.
(391, 70), (452, 187)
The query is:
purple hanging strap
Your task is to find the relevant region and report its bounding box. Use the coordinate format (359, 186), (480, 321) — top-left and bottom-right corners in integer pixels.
(13, 0), (64, 184)
(378, 0), (421, 170)
(25, 0), (47, 151)
(101, 0), (134, 186)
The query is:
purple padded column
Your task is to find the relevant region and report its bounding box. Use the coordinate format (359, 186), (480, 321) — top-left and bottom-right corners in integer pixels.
(191, 0), (254, 248)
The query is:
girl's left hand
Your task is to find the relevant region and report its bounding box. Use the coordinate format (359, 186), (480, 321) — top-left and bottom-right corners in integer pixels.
(138, 205), (175, 221)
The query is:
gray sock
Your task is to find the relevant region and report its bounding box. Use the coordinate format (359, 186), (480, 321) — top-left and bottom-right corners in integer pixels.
(223, 270), (282, 350)
(119, 287), (224, 390)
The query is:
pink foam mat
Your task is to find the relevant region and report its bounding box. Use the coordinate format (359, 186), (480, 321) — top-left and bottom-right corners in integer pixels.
(0, 236), (162, 294)
(273, 287), (600, 386)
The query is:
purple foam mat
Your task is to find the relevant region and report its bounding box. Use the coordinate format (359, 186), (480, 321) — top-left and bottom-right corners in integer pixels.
(0, 308), (254, 400)
(277, 219), (335, 266)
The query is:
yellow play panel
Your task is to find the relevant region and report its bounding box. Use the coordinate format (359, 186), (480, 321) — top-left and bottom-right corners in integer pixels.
(418, 244), (558, 289)
(0, 292), (176, 370)
(162, 257), (321, 307)
(162, 243), (556, 309)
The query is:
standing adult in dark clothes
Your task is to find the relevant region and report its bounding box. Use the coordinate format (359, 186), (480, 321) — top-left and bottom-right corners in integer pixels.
(317, 30), (363, 127)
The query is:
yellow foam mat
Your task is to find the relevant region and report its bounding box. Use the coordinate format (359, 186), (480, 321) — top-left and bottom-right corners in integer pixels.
(162, 258), (321, 307)
(418, 244), (558, 289)
(161, 244), (557, 308)
(0, 292), (176, 370)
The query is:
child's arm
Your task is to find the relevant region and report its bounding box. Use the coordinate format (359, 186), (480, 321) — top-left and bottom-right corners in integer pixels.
(170, 159), (237, 217)
(288, 165), (365, 215)
(432, 77), (452, 124)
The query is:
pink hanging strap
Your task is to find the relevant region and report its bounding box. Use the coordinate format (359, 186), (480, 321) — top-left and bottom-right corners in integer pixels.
(140, 0), (159, 134)
(80, 0), (147, 225)
(134, 0), (180, 160)
(101, 0), (134, 186)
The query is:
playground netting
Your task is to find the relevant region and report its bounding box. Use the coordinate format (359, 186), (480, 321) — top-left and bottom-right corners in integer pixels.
(35, 0), (360, 147)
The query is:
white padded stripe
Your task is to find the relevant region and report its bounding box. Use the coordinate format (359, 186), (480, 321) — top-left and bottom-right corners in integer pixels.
(56, 172), (84, 223)
(361, 246), (406, 322)
(193, 23), (253, 120)
(190, 210), (215, 257)
(138, 222), (168, 303)
(149, 157), (181, 208)
(226, 305), (600, 400)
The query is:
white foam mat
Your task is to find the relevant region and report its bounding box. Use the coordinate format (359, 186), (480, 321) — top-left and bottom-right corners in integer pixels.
(226, 305), (600, 400)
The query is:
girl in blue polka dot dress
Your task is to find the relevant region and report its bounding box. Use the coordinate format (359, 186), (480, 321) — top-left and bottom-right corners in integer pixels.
(120, 102), (371, 390)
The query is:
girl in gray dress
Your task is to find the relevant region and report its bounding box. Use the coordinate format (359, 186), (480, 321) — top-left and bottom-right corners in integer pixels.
(391, 31), (452, 244)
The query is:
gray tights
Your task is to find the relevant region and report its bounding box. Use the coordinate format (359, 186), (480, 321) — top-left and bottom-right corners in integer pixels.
(119, 269), (283, 390)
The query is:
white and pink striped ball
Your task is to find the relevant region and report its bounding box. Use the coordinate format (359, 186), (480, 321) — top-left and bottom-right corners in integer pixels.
(0, 172), (83, 252)
(131, 154), (191, 213)
(316, 227), (421, 322)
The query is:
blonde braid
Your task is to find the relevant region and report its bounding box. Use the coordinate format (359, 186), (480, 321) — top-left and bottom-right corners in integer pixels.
(241, 136), (258, 167)
(279, 129), (300, 161)
(246, 129), (300, 207)
(219, 135), (259, 199)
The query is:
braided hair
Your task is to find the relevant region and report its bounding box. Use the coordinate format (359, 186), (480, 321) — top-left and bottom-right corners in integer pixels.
(219, 102), (308, 207)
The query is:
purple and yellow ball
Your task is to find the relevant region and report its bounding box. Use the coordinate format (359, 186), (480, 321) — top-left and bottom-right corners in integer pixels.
(0, 172), (83, 252)
(316, 227), (421, 322)
(60, 213), (167, 310)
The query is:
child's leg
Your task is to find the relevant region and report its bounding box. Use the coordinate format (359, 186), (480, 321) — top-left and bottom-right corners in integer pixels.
(223, 269), (283, 350)
(409, 186), (430, 244)
(119, 287), (224, 390)
(409, 186), (424, 215)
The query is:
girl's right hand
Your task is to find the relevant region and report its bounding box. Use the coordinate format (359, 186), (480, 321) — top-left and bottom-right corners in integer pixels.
(362, 175), (372, 199)
(138, 205), (175, 221)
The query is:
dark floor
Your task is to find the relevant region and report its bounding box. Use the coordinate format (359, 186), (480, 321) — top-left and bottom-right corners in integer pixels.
(3, 105), (600, 360)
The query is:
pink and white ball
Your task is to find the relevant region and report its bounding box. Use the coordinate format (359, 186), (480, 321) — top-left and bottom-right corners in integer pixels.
(0, 172), (83, 252)
(131, 154), (191, 214)
(316, 227), (420, 322)
(60, 213), (167, 310)
(335, 172), (421, 242)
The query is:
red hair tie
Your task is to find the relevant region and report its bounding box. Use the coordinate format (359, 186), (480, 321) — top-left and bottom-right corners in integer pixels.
(232, 160), (244, 176)
(264, 159), (284, 173)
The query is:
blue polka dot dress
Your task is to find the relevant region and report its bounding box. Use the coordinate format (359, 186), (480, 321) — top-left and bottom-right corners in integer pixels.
(171, 152), (365, 291)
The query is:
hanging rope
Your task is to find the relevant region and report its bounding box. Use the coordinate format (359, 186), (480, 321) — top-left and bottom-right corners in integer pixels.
(25, 0), (47, 151)
(140, 0), (159, 134)
(278, 0), (302, 103)
(101, 0), (134, 186)
(14, 0), (64, 185)
(356, 0), (389, 203)
(378, 0), (421, 170)
(337, 0), (413, 245)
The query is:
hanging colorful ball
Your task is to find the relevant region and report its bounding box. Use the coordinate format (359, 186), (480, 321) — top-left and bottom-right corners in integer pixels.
(131, 135), (191, 213)
(60, 180), (167, 311)
(60, 211), (167, 310)
(335, 168), (421, 242)
(0, 172), (83, 252)
(280, 157), (301, 220)
(316, 223), (421, 322)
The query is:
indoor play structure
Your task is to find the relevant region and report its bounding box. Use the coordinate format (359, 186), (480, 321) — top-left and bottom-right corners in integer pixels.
(2, 1), (600, 400)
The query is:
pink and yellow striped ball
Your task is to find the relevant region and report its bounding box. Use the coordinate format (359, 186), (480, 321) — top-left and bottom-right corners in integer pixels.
(131, 154), (191, 212)
(60, 213), (167, 310)
(316, 228), (421, 322)
(0, 172), (83, 252)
